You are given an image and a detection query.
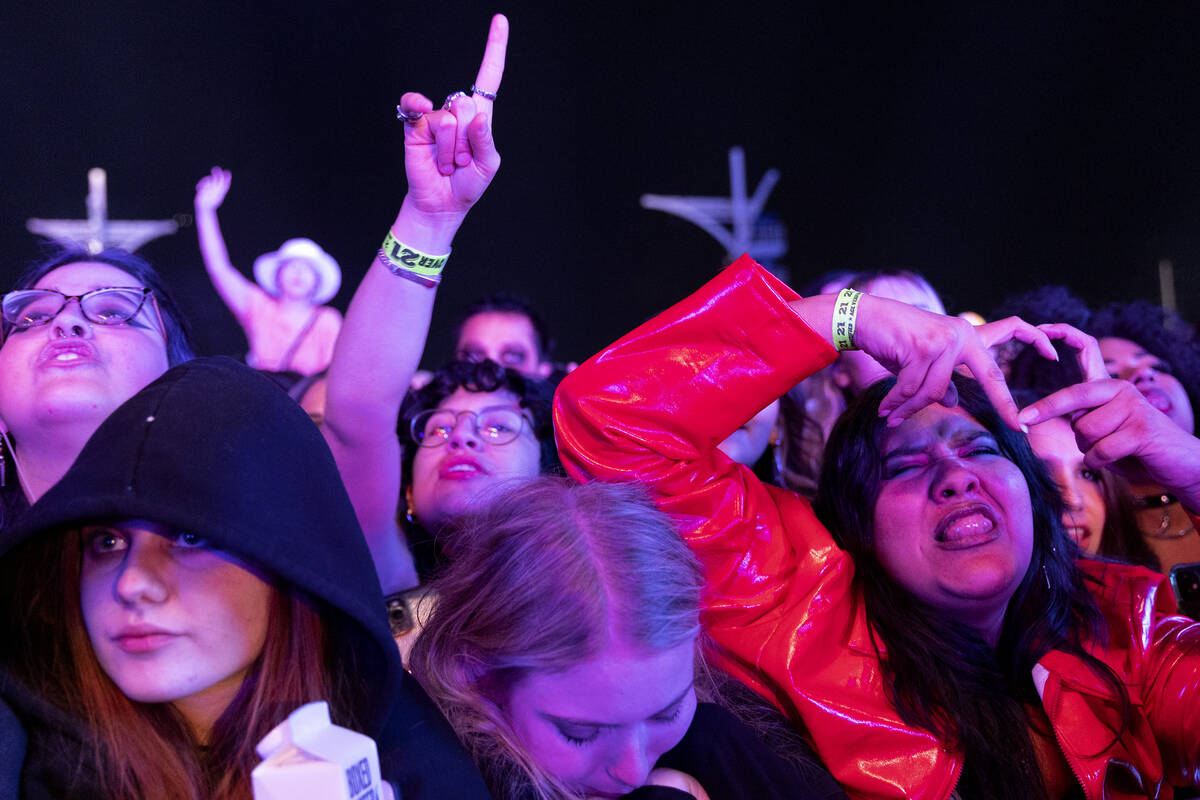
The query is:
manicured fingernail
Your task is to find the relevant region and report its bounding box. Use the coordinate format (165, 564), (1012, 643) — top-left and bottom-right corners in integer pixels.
(1020, 423), (1030, 434)
(1018, 407), (1038, 425)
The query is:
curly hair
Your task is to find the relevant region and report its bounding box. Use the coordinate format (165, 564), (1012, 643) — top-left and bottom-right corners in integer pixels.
(1087, 300), (1200, 414)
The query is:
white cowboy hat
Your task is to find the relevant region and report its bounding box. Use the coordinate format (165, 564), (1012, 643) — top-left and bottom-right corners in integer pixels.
(252, 238), (341, 304)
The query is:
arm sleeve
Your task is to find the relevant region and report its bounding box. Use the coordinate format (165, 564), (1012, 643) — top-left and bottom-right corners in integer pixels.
(1141, 584), (1200, 786)
(553, 256), (855, 709)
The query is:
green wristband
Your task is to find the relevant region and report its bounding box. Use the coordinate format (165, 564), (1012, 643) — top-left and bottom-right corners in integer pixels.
(832, 289), (862, 351)
(379, 231), (449, 287)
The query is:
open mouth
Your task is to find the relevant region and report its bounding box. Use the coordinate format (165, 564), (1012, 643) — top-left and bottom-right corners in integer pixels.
(936, 504), (998, 549)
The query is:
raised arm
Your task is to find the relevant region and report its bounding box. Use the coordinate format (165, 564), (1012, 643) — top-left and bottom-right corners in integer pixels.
(194, 167), (255, 317)
(322, 14), (507, 593)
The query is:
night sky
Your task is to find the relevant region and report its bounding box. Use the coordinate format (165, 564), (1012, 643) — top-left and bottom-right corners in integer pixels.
(4, 2), (1199, 367)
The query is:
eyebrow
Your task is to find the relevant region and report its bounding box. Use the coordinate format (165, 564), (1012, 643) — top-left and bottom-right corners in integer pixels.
(882, 429), (994, 462)
(539, 682), (694, 729)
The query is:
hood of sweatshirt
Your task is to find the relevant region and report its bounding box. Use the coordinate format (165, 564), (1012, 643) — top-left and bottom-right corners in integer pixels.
(0, 357), (490, 798)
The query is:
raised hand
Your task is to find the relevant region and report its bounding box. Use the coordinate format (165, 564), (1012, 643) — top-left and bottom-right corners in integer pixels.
(396, 14), (508, 219)
(194, 166), (232, 212)
(851, 296), (1050, 430)
(1019, 376), (1200, 508)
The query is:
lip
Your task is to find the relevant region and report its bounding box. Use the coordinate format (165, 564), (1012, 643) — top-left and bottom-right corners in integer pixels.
(935, 503), (999, 549)
(112, 625), (180, 653)
(1136, 386), (1173, 414)
(37, 339), (98, 368)
(438, 454), (488, 480)
(1063, 521), (1093, 548)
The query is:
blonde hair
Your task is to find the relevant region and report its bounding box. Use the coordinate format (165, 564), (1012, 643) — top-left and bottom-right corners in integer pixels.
(409, 477), (704, 799)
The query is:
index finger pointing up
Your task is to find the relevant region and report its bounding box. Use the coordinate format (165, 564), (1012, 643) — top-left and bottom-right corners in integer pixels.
(472, 14), (508, 120)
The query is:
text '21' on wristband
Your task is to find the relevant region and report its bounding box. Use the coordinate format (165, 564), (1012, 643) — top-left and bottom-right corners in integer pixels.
(378, 231), (449, 287)
(832, 288), (862, 352)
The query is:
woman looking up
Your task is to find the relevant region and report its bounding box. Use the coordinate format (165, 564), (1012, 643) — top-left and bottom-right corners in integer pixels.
(0, 248), (194, 527)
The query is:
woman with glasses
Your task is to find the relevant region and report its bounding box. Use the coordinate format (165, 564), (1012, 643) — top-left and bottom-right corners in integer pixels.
(399, 359), (557, 582)
(320, 14), (526, 595)
(0, 248), (194, 529)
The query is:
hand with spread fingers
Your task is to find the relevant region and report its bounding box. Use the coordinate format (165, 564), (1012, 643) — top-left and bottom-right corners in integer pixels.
(1019, 377), (1200, 512)
(844, 296), (1052, 430)
(396, 13), (507, 219)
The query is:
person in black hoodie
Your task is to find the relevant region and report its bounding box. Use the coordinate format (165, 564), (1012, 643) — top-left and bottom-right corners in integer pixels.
(0, 356), (492, 800)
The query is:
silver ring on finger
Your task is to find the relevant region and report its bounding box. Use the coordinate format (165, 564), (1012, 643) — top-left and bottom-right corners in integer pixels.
(470, 84), (497, 101)
(442, 91), (469, 110)
(395, 106), (425, 125)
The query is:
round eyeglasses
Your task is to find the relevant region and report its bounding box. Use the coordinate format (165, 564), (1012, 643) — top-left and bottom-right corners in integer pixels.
(410, 406), (528, 447)
(1, 287), (153, 331)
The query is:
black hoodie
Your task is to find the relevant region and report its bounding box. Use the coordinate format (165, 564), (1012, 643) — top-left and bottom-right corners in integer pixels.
(0, 357), (491, 799)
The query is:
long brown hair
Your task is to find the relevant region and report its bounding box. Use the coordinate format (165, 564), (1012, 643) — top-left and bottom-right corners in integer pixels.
(4, 528), (352, 800)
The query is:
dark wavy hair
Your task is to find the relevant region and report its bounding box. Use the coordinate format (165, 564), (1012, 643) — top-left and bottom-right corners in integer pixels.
(813, 375), (1128, 800)
(399, 359), (559, 489)
(397, 360), (559, 578)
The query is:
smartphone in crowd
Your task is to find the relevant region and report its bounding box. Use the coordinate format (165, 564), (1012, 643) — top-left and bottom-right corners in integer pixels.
(1169, 561), (1200, 620)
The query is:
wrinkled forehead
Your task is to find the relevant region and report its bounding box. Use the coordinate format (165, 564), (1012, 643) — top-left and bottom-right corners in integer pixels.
(877, 404), (991, 454)
(33, 262), (144, 293)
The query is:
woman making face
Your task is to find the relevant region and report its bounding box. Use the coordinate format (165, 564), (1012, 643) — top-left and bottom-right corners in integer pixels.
(0, 249), (193, 512)
(555, 258), (1200, 800)
(0, 357), (491, 800)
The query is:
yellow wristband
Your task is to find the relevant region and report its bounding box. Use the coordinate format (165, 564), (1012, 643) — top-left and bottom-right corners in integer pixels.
(379, 231), (449, 286)
(832, 289), (862, 351)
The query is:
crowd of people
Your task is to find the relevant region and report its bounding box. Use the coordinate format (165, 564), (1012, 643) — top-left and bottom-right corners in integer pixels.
(0, 13), (1197, 800)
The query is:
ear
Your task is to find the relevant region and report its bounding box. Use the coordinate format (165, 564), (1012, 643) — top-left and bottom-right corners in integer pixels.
(404, 484), (416, 521)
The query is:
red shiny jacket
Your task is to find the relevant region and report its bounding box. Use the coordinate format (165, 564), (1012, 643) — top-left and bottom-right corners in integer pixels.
(554, 256), (1200, 800)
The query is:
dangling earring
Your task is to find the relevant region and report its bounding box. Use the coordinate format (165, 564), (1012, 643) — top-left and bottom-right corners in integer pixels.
(0, 435), (6, 489)
(405, 502), (416, 525)
(1042, 563), (1051, 591)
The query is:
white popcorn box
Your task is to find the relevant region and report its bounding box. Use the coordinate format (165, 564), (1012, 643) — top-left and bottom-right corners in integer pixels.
(252, 701), (384, 800)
